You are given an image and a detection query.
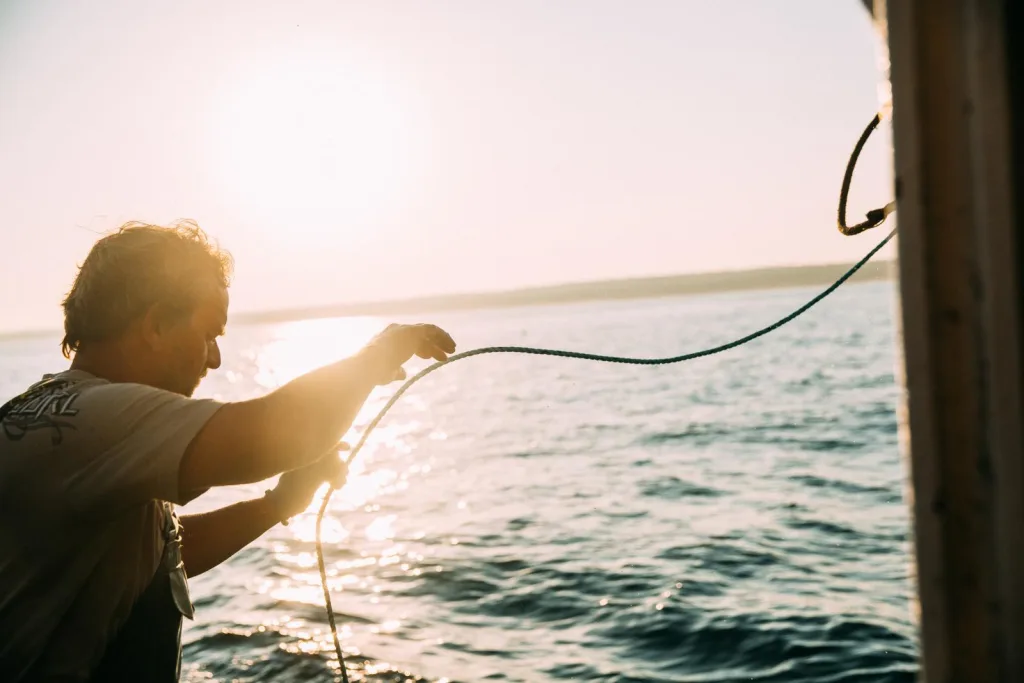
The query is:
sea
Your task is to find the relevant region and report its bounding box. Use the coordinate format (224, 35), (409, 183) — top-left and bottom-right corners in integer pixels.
(0, 279), (919, 682)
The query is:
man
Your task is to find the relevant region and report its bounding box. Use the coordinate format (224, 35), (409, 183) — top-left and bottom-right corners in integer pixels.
(0, 220), (456, 682)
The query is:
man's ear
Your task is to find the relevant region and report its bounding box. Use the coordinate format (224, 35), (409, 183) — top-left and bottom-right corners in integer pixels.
(139, 302), (188, 351)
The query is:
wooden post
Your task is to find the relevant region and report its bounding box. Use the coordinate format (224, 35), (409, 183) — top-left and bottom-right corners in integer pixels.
(875, 0), (1024, 680)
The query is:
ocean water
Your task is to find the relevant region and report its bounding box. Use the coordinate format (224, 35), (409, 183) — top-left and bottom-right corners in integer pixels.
(0, 280), (918, 682)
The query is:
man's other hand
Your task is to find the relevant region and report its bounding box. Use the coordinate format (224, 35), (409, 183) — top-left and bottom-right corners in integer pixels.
(268, 442), (349, 521)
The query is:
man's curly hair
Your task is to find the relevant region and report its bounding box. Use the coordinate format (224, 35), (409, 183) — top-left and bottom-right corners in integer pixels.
(60, 220), (234, 359)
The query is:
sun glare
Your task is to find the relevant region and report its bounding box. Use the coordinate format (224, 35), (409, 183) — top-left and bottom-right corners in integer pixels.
(207, 52), (423, 230)
(252, 316), (385, 387)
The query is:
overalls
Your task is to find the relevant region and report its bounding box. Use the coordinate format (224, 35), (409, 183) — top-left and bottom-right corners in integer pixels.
(89, 504), (195, 682)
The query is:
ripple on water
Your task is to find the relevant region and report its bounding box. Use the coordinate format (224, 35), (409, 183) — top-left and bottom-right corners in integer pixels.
(789, 474), (895, 499)
(588, 605), (916, 682)
(639, 476), (724, 499)
(183, 627), (430, 683)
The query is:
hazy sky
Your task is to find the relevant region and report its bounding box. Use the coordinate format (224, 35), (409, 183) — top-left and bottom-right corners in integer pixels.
(0, 0), (891, 335)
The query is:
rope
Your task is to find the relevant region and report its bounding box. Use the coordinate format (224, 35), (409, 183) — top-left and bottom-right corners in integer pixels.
(837, 113), (896, 235)
(314, 111), (894, 681)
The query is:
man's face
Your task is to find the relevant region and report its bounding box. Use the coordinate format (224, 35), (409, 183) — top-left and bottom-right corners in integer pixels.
(157, 286), (229, 397)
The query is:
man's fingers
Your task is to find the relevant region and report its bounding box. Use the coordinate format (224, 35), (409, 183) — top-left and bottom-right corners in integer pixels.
(330, 460), (349, 489)
(415, 346), (447, 362)
(317, 453), (348, 488)
(411, 324), (455, 360)
(422, 324), (456, 353)
(419, 331), (454, 362)
(436, 328), (457, 354)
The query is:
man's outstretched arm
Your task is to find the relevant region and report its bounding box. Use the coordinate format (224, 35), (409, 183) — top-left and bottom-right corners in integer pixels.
(178, 323), (455, 495)
(180, 451), (345, 577)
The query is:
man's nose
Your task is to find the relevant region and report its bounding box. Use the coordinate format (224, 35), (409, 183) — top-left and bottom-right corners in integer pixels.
(207, 340), (222, 370)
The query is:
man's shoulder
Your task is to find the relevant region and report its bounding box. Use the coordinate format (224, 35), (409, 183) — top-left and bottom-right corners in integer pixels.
(2, 371), (208, 415)
(0, 371), (106, 447)
(3, 370), (106, 405)
(0, 371), (215, 449)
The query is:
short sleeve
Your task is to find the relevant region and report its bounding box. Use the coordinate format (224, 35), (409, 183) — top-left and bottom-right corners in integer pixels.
(54, 381), (225, 515)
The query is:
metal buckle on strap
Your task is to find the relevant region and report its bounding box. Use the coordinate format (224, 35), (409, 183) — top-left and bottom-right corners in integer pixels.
(161, 504), (195, 620)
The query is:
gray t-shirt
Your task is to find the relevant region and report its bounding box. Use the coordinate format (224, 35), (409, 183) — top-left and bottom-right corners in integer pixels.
(0, 370), (224, 681)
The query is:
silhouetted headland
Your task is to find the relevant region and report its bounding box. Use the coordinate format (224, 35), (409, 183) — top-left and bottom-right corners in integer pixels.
(232, 259), (894, 326)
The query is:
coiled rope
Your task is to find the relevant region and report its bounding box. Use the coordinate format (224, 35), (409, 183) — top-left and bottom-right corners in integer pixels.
(315, 111), (893, 682)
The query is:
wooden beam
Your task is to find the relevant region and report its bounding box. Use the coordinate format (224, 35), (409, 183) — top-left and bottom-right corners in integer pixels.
(880, 0), (1024, 680)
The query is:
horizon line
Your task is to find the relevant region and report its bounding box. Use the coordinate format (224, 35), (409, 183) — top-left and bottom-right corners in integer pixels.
(0, 257), (896, 341)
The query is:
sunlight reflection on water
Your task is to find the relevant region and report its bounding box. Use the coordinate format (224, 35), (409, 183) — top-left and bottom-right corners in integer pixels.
(252, 316), (384, 384)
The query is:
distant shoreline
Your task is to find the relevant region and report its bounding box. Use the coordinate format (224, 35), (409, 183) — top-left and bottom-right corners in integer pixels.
(1, 259), (895, 340)
(233, 259), (895, 325)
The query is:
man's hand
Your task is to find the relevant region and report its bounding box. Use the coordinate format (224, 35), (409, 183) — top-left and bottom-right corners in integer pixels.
(181, 443), (350, 576)
(267, 442), (350, 522)
(181, 445), (350, 576)
(362, 323), (457, 384)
